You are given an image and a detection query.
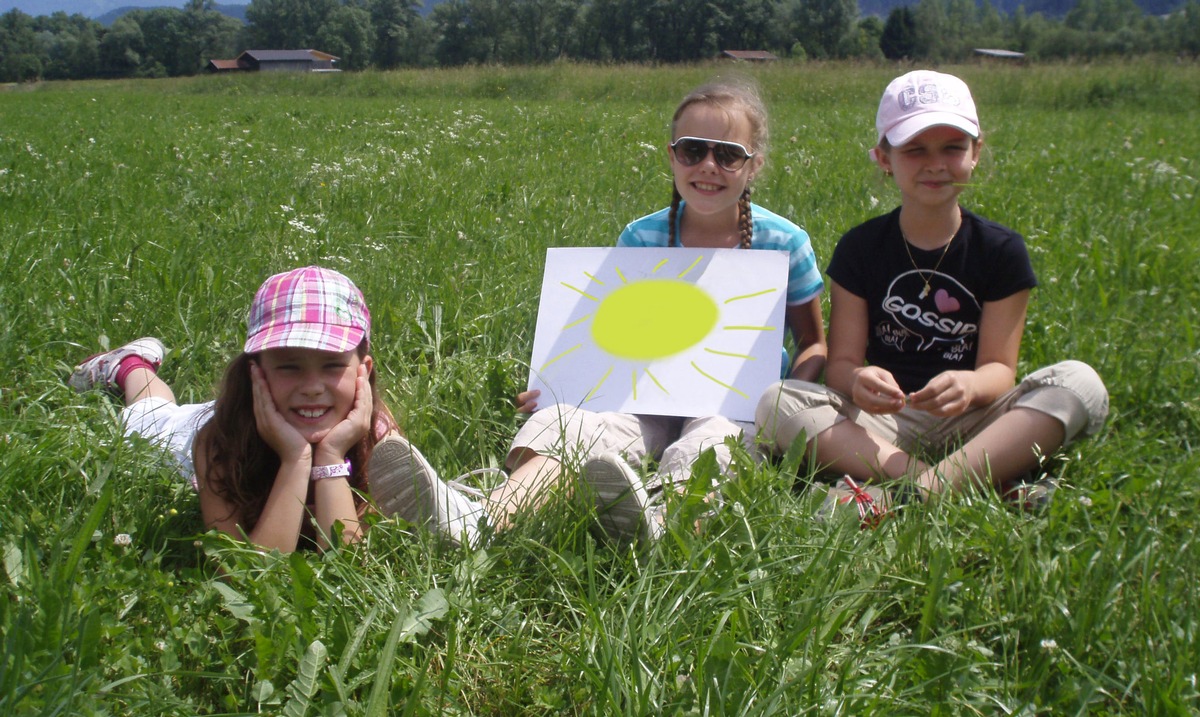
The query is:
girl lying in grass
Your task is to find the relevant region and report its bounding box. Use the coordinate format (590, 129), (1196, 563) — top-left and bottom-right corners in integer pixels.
(70, 266), (450, 552)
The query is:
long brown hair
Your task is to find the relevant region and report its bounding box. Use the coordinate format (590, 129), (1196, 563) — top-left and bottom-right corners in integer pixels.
(667, 79), (769, 250)
(196, 340), (395, 533)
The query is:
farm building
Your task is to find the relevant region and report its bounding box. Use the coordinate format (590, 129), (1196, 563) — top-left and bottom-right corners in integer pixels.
(974, 48), (1026, 60)
(207, 50), (340, 73)
(721, 50), (779, 62)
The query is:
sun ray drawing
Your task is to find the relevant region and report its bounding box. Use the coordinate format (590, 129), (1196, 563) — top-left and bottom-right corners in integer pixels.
(528, 247), (788, 421)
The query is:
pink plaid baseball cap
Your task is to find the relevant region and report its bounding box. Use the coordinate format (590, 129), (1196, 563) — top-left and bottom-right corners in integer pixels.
(244, 266), (370, 354)
(876, 70), (979, 148)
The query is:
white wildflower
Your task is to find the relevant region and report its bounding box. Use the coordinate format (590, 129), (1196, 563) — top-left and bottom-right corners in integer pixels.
(1147, 160), (1178, 176)
(114, 533), (132, 547)
(1040, 638), (1058, 651)
(288, 218), (317, 234)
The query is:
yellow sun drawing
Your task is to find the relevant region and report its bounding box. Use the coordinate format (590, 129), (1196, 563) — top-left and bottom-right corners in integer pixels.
(528, 248), (788, 420)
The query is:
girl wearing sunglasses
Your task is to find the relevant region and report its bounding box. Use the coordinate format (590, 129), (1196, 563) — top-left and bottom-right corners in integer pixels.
(501, 79), (827, 545)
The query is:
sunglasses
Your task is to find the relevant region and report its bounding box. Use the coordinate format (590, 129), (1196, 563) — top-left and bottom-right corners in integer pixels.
(669, 136), (756, 171)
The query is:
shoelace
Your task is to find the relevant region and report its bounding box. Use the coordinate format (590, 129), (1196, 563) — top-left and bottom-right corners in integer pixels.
(446, 468), (506, 499)
(841, 476), (889, 528)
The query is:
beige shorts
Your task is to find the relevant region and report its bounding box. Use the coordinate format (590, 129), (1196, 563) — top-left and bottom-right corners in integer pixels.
(757, 360), (1109, 457)
(509, 403), (753, 490)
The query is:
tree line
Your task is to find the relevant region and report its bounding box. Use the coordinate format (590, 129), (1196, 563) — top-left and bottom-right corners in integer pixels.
(2, 0), (1198, 82)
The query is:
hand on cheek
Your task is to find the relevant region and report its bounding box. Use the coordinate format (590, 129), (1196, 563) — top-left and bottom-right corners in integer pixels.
(250, 361), (310, 462)
(315, 364), (371, 463)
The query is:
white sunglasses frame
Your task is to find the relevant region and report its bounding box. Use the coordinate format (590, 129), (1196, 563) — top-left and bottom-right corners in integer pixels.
(669, 136), (756, 171)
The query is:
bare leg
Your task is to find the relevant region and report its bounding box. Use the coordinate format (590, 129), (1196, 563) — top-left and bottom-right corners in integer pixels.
(809, 418), (929, 482)
(916, 408), (1065, 496)
(487, 449), (566, 530)
(121, 367), (176, 406)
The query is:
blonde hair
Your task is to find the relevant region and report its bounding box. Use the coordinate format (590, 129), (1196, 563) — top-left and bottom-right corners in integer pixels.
(668, 79), (768, 250)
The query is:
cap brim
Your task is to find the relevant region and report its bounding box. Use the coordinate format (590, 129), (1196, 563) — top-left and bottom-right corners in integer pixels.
(884, 113), (979, 147)
(244, 324), (366, 354)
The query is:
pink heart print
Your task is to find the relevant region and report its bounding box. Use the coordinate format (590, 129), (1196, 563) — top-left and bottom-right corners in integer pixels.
(935, 289), (960, 313)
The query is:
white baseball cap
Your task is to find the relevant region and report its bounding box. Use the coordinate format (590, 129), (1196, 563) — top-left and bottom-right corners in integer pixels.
(875, 70), (979, 147)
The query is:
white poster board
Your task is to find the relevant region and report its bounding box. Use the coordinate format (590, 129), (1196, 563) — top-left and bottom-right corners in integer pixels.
(527, 247), (788, 421)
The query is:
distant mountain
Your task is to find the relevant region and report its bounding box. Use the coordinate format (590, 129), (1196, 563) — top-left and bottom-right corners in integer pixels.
(0, 0), (445, 18)
(860, 0), (1184, 15)
(0, 0), (1183, 24)
(1, 0), (173, 16)
(94, 2), (246, 25)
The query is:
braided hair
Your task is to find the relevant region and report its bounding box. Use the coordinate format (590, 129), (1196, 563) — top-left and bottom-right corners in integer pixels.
(668, 79), (769, 250)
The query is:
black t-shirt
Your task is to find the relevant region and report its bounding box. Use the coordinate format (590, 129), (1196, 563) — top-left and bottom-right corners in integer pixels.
(828, 207), (1037, 394)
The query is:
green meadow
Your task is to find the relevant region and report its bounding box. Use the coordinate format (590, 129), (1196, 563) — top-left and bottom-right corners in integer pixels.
(1, 60), (1198, 714)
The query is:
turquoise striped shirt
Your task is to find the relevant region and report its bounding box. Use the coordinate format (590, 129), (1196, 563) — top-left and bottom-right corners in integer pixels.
(616, 202), (824, 306)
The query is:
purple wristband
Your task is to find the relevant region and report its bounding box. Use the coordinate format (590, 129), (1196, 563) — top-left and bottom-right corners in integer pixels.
(310, 459), (352, 481)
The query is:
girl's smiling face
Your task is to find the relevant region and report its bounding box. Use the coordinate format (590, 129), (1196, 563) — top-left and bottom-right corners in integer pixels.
(878, 125), (981, 208)
(256, 347), (368, 443)
(669, 102), (763, 220)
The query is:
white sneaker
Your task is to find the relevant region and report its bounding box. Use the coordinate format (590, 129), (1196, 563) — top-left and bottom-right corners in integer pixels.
(580, 453), (665, 545)
(69, 337), (165, 393)
(368, 435), (485, 547)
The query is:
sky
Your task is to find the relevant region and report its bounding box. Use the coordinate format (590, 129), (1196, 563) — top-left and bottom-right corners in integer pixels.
(1, 1), (240, 17)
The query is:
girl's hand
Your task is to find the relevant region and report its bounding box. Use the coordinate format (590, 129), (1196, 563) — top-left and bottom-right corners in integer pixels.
(313, 363), (372, 464)
(906, 370), (974, 417)
(250, 361), (311, 463)
(851, 366), (907, 414)
(515, 389), (540, 414)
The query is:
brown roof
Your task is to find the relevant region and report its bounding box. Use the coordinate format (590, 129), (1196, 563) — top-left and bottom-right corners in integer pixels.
(974, 48), (1025, 58)
(207, 59), (243, 71)
(721, 50), (779, 61)
(240, 49), (341, 63)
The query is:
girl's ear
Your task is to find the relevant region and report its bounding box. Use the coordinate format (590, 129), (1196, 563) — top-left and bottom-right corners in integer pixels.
(747, 153), (765, 183)
(870, 145), (892, 175)
(362, 355), (374, 376)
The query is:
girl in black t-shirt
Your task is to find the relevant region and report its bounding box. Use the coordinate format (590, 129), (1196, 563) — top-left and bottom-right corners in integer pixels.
(756, 71), (1109, 524)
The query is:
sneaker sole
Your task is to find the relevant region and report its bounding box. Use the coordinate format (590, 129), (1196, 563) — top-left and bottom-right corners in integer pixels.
(368, 436), (440, 527)
(585, 458), (650, 544)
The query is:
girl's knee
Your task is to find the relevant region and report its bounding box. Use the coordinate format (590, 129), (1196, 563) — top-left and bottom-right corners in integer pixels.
(755, 380), (838, 452)
(1021, 361), (1109, 439)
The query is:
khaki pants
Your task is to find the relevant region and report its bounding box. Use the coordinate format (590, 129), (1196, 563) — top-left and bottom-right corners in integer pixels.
(757, 360), (1108, 457)
(509, 403), (754, 490)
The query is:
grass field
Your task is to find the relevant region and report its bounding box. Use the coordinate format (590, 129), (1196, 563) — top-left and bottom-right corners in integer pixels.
(1, 60), (1198, 715)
